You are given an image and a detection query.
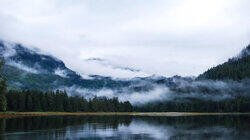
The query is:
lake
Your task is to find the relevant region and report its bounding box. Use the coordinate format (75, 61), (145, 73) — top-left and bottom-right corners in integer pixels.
(0, 114), (250, 140)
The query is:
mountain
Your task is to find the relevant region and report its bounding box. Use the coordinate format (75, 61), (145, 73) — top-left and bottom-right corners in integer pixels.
(86, 57), (141, 72)
(0, 40), (132, 90)
(0, 39), (249, 98)
(0, 39), (250, 106)
(0, 40), (195, 96)
(198, 45), (250, 81)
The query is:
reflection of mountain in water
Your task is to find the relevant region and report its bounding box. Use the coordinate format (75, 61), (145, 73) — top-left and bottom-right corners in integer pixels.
(0, 115), (250, 139)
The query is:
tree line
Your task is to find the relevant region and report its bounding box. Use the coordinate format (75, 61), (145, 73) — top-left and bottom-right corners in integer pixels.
(6, 89), (250, 113)
(6, 90), (133, 112)
(0, 58), (133, 112)
(135, 97), (250, 112)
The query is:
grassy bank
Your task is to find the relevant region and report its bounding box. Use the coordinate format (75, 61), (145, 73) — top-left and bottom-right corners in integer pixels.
(1, 112), (250, 118)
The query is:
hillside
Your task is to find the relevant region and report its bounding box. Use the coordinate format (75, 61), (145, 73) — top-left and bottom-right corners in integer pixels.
(0, 40), (132, 90)
(0, 39), (249, 109)
(0, 40), (249, 101)
(198, 44), (250, 81)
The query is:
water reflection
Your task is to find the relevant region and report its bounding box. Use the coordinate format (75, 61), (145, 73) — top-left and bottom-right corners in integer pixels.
(0, 115), (250, 140)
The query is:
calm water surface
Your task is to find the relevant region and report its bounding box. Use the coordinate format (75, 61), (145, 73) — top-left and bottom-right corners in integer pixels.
(0, 115), (250, 140)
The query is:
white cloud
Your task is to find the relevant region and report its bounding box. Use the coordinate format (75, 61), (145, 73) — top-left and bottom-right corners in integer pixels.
(79, 58), (149, 78)
(0, 0), (249, 78)
(7, 61), (39, 74)
(54, 68), (68, 78)
(60, 79), (249, 105)
(1, 41), (16, 58)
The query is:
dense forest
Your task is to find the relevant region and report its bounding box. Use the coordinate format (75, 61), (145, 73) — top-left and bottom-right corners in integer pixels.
(198, 45), (250, 81)
(0, 58), (134, 112)
(4, 89), (250, 112)
(5, 90), (133, 112)
(135, 97), (250, 112)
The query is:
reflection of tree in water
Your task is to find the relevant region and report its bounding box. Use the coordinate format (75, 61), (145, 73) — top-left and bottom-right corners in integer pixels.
(4, 115), (133, 133)
(134, 115), (250, 131)
(3, 115), (250, 131)
(0, 119), (6, 140)
(0, 119), (5, 132)
(1, 115), (250, 139)
(132, 115), (250, 139)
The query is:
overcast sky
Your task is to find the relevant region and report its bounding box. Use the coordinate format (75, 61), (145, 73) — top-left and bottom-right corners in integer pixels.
(0, 0), (249, 78)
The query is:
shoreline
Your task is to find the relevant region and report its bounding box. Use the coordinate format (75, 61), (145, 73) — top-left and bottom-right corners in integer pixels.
(1, 112), (250, 118)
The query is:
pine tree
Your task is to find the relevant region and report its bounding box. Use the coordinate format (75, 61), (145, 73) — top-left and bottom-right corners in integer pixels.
(0, 59), (7, 112)
(32, 90), (42, 111)
(41, 94), (48, 111)
(45, 91), (54, 111)
(55, 90), (64, 112)
(6, 90), (18, 111)
(26, 91), (33, 111)
(79, 97), (88, 112)
(18, 90), (26, 111)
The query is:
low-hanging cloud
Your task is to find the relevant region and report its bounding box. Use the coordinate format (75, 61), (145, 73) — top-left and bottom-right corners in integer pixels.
(7, 61), (39, 74)
(54, 68), (68, 78)
(79, 57), (150, 79)
(60, 77), (250, 105)
(0, 41), (16, 58)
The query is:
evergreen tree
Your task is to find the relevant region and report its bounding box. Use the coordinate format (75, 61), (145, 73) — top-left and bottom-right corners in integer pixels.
(55, 90), (64, 112)
(17, 90), (26, 111)
(32, 90), (42, 111)
(80, 97), (88, 112)
(92, 96), (99, 112)
(45, 91), (55, 111)
(41, 94), (48, 111)
(0, 59), (7, 112)
(25, 91), (33, 111)
(198, 45), (250, 80)
(6, 90), (18, 111)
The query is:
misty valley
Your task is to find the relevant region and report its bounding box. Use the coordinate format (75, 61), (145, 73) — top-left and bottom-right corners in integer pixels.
(0, 40), (249, 140)
(0, 0), (250, 139)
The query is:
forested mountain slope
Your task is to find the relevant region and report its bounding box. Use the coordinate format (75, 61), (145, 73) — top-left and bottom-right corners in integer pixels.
(0, 40), (132, 90)
(198, 45), (250, 81)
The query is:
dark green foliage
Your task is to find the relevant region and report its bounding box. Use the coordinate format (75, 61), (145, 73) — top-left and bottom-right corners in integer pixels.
(6, 90), (133, 112)
(135, 97), (250, 112)
(41, 94), (48, 111)
(55, 90), (64, 112)
(5, 90), (18, 111)
(0, 59), (7, 111)
(0, 95), (7, 111)
(26, 92), (33, 111)
(18, 91), (26, 111)
(198, 44), (250, 81)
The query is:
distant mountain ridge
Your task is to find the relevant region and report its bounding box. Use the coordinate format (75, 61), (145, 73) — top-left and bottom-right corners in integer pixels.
(0, 40), (80, 78)
(0, 39), (249, 94)
(0, 40), (174, 92)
